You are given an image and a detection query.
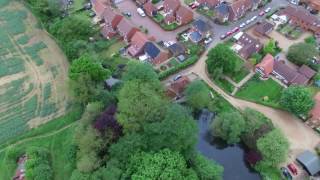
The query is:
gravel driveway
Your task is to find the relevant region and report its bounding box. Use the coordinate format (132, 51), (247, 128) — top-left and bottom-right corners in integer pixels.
(116, 0), (190, 42)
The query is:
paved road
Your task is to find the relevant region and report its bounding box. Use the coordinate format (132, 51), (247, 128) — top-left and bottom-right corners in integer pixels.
(166, 0), (320, 157)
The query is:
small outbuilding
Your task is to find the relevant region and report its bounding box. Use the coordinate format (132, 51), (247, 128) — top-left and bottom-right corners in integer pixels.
(296, 150), (320, 176)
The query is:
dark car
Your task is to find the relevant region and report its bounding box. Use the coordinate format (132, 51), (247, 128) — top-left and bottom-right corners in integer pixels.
(281, 167), (292, 180)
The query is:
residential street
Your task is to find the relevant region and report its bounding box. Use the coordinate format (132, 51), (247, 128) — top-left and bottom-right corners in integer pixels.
(165, 0), (320, 158)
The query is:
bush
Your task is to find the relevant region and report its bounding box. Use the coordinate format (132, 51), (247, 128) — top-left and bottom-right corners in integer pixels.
(25, 147), (53, 180)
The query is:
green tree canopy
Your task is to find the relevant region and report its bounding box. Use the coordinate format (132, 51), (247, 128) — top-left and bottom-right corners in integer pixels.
(185, 80), (211, 110)
(123, 149), (197, 180)
(206, 44), (240, 75)
(69, 54), (110, 81)
(280, 86), (315, 116)
(257, 129), (289, 167)
(123, 61), (160, 86)
(287, 43), (318, 66)
(117, 80), (168, 133)
(191, 153), (224, 180)
(210, 111), (246, 144)
(263, 39), (277, 56)
(143, 104), (198, 156)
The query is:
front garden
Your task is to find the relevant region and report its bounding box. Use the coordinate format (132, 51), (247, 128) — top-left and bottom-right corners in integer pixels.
(236, 75), (284, 108)
(277, 23), (303, 40)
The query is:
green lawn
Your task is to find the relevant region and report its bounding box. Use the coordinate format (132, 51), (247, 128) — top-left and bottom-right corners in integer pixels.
(0, 125), (76, 180)
(214, 78), (235, 94)
(236, 76), (283, 108)
(153, 14), (164, 23)
(104, 40), (125, 57)
(161, 22), (178, 31)
(229, 67), (250, 83)
(168, 58), (179, 67)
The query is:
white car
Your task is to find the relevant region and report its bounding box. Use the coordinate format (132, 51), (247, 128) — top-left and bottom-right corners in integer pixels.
(265, 7), (271, 13)
(246, 19), (251, 25)
(137, 8), (146, 17)
(251, 16), (257, 21)
(204, 38), (213, 44)
(240, 23), (246, 28)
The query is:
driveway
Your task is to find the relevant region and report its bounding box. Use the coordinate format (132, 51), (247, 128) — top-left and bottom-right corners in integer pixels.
(116, 0), (189, 42)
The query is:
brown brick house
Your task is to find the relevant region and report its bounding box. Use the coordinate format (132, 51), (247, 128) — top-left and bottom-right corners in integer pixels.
(228, 0), (252, 21)
(197, 0), (221, 8)
(236, 33), (263, 59)
(100, 7), (123, 39)
(279, 6), (320, 35)
(163, 0), (181, 14)
(255, 54), (274, 78)
(166, 76), (190, 99)
(254, 21), (274, 37)
(176, 6), (194, 25)
(117, 19), (139, 42)
(128, 32), (149, 57)
(143, 1), (157, 17)
(91, 0), (109, 19)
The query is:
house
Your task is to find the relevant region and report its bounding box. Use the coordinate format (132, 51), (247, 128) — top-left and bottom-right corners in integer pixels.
(215, 3), (229, 23)
(304, 0), (320, 12)
(279, 6), (320, 35)
(176, 6), (194, 25)
(307, 93), (320, 128)
(100, 7), (123, 39)
(191, 19), (211, 38)
(143, 1), (157, 17)
(166, 76), (190, 99)
(163, 0), (181, 14)
(164, 14), (176, 25)
(298, 65), (316, 80)
(254, 21), (274, 37)
(197, 0), (221, 9)
(296, 150), (320, 176)
(91, 0), (109, 19)
(255, 54), (274, 78)
(272, 61), (315, 86)
(235, 33), (262, 59)
(144, 42), (169, 65)
(117, 19), (139, 42)
(168, 43), (186, 57)
(228, 0), (252, 21)
(128, 32), (149, 57)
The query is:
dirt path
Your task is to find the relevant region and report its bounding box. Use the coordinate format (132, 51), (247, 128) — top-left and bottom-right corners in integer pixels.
(165, 40), (320, 158)
(0, 72), (26, 87)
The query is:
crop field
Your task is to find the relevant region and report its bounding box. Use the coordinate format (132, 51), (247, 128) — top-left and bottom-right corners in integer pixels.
(0, 1), (70, 144)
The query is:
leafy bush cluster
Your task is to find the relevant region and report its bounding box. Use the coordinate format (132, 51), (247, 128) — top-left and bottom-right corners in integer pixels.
(25, 147), (53, 180)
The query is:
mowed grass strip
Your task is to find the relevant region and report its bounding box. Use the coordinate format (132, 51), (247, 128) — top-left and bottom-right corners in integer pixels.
(236, 76), (283, 108)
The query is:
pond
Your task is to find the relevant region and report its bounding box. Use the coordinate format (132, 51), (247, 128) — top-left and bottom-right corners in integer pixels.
(196, 113), (261, 180)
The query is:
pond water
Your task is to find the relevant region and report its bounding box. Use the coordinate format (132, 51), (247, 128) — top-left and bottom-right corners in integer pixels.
(196, 115), (261, 180)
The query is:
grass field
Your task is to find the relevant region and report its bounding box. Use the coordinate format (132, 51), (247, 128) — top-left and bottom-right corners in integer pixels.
(236, 76), (283, 108)
(0, 1), (70, 145)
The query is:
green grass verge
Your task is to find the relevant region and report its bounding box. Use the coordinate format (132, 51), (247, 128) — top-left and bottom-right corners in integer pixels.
(236, 76), (283, 108)
(214, 78), (235, 94)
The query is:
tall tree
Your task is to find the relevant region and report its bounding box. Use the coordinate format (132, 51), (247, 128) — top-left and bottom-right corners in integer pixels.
(263, 39), (277, 56)
(123, 149), (197, 180)
(191, 153), (223, 180)
(280, 86), (314, 116)
(185, 80), (211, 110)
(206, 44), (239, 75)
(117, 80), (168, 133)
(257, 129), (289, 167)
(69, 54), (110, 82)
(143, 104), (198, 155)
(287, 43), (318, 66)
(211, 111), (246, 144)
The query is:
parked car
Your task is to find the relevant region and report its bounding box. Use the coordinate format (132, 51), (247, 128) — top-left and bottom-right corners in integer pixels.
(137, 8), (146, 17)
(122, 12), (132, 17)
(287, 163), (298, 175)
(281, 167), (292, 180)
(174, 75), (182, 81)
(246, 19), (251, 25)
(232, 27), (240, 33)
(251, 16), (257, 21)
(239, 23), (246, 28)
(259, 11), (265, 16)
(226, 31), (232, 36)
(204, 38), (213, 44)
(220, 34), (227, 40)
(265, 7), (271, 13)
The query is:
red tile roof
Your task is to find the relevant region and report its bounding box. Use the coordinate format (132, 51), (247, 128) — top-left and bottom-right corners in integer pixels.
(117, 19), (139, 42)
(128, 32), (149, 56)
(298, 65), (316, 79)
(91, 0), (108, 17)
(256, 54), (274, 77)
(163, 0), (181, 13)
(166, 76), (190, 98)
(143, 1), (157, 16)
(103, 7), (123, 29)
(176, 6), (194, 25)
(228, 0), (252, 21)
